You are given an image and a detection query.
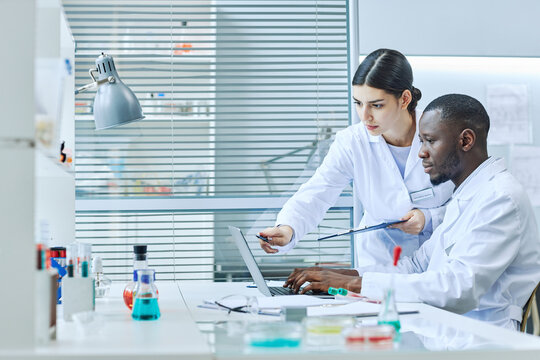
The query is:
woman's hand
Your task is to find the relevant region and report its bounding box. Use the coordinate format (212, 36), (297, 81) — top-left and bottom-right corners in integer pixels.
(258, 225), (294, 254)
(390, 209), (425, 235)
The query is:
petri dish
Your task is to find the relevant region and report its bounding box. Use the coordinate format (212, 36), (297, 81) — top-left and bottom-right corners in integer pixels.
(244, 322), (303, 348)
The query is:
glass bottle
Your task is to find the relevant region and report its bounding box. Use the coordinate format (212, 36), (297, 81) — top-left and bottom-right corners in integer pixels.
(92, 256), (112, 298)
(123, 245), (148, 310)
(132, 269), (160, 321)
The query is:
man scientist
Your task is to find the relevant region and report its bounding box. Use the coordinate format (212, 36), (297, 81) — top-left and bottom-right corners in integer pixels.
(284, 94), (540, 330)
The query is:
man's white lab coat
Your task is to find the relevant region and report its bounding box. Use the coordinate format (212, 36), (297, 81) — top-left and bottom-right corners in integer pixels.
(359, 157), (540, 329)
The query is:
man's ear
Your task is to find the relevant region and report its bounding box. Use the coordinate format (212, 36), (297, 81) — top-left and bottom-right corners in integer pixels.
(460, 129), (476, 151)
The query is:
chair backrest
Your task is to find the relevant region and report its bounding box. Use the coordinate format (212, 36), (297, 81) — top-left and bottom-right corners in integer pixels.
(521, 282), (540, 332)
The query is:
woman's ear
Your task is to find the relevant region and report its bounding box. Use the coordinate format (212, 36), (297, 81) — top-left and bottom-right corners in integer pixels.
(400, 89), (412, 110)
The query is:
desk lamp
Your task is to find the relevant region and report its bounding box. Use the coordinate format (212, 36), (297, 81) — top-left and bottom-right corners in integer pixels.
(75, 53), (144, 130)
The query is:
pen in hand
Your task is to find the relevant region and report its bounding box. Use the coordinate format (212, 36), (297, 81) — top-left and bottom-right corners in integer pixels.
(256, 234), (270, 243)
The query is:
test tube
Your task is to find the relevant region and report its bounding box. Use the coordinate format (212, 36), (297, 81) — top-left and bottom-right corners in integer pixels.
(79, 243), (92, 278)
(66, 243), (78, 277)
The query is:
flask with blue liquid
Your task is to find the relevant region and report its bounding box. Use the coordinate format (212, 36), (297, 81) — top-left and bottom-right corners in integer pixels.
(132, 268), (160, 321)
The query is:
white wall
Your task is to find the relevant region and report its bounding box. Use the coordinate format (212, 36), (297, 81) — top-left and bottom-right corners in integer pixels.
(358, 0), (540, 57)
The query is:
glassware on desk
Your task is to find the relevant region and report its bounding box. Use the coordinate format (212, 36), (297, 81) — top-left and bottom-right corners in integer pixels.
(244, 322), (303, 348)
(343, 324), (395, 349)
(92, 256), (111, 298)
(303, 316), (355, 349)
(132, 268), (160, 321)
(123, 245), (148, 310)
(377, 245), (402, 332)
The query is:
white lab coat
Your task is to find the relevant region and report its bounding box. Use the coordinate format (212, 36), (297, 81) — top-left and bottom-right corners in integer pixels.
(275, 122), (454, 266)
(359, 158), (540, 329)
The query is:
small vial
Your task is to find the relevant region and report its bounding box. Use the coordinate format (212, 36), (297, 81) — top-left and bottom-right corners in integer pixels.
(92, 256), (111, 298)
(66, 243), (78, 277)
(79, 243), (92, 278)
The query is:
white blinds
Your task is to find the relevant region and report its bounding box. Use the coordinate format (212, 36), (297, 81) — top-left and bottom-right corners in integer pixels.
(64, 0), (353, 281)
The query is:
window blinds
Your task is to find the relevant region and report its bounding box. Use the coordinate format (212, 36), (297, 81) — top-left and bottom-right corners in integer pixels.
(64, 0), (352, 281)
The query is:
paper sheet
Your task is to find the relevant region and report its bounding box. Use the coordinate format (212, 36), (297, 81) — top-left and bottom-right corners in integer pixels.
(206, 295), (347, 310)
(486, 84), (530, 145)
(510, 146), (540, 206)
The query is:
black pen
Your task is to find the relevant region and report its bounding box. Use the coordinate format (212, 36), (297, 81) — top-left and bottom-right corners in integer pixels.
(256, 234), (270, 243)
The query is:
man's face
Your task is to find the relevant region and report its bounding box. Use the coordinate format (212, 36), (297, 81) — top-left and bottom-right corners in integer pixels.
(418, 110), (461, 186)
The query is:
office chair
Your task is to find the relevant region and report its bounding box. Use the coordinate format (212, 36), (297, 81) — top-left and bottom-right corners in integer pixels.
(521, 282), (540, 334)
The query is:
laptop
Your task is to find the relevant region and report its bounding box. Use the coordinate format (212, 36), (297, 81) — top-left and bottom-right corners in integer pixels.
(228, 225), (331, 298)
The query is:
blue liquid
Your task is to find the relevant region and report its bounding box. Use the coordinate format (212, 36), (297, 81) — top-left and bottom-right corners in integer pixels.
(132, 298), (160, 321)
(250, 338), (301, 348)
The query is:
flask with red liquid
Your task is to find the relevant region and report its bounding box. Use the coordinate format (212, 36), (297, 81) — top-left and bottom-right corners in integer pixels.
(123, 245), (148, 310)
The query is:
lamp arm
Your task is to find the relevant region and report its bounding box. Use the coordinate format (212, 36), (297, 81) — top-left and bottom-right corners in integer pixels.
(75, 69), (115, 95)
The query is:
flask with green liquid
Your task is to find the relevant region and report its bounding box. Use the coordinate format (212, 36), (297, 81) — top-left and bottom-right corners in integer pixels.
(132, 268), (160, 321)
(377, 245), (402, 332)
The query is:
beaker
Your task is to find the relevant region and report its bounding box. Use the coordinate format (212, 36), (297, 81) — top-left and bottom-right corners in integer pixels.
(131, 269), (160, 321)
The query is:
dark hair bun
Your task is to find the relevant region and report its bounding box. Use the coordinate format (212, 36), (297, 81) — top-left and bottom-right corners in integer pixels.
(409, 86), (422, 112)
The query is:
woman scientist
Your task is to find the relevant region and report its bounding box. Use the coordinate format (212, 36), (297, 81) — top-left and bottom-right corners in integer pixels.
(258, 48), (454, 271)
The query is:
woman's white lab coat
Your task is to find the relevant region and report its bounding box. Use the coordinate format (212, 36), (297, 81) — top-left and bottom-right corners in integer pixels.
(275, 122), (454, 266)
(359, 158), (540, 329)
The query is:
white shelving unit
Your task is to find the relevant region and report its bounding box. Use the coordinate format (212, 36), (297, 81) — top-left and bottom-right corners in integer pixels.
(0, 0), (75, 350)
(35, 0), (75, 247)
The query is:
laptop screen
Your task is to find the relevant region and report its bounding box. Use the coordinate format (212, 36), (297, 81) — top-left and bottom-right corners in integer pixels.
(228, 226), (272, 296)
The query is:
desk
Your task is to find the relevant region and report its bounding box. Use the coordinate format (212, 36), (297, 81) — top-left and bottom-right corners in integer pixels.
(2, 282), (212, 360)
(177, 281), (540, 360)
(3, 281), (540, 359)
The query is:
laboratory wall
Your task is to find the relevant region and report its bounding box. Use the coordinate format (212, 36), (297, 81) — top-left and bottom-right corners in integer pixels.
(357, 0), (540, 57)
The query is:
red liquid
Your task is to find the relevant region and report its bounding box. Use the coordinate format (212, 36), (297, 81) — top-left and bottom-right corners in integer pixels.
(123, 283), (135, 310)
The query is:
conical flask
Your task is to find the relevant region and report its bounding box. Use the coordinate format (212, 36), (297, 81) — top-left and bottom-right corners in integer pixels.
(132, 268), (160, 321)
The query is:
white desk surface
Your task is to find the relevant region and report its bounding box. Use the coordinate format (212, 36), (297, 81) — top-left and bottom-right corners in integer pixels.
(177, 281), (540, 360)
(3, 280), (540, 359)
(2, 282), (212, 360)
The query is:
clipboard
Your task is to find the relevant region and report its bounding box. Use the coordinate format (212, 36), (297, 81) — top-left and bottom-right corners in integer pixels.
(317, 220), (407, 241)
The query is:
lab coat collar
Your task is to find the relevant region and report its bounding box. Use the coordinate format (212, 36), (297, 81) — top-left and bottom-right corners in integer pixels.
(404, 125), (422, 179)
(367, 132), (380, 143)
(441, 157), (505, 252)
(453, 157), (505, 201)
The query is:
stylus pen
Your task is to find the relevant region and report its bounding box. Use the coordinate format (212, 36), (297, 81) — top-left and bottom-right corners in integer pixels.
(317, 220), (407, 241)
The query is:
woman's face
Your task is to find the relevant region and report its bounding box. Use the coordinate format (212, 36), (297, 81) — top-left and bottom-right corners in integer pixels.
(353, 85), (404, 136)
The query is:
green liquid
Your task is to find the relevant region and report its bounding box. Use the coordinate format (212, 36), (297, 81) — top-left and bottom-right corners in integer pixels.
(378, 319), (401, 332)
(250, 338), (301, 348)
(132, 298), (161, 321)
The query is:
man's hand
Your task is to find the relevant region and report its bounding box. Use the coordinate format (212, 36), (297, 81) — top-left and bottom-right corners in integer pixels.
(258, 225), (294, 254)
(390, 209), (425, 235)
(284, 267), (362, 294)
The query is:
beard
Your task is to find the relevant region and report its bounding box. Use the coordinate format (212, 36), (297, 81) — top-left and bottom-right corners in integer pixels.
(429, 149), (460, 186)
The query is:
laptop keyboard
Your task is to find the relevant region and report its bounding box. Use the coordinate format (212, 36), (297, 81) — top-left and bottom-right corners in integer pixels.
(270, 286), (296, 295)
(269, 286), (328, 296)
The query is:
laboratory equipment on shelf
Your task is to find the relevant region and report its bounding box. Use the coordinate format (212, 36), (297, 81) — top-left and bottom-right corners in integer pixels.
(132, 269), (161, 321)
(62, 242), (95, 321)
(377, 245), (402, 332)
(123, 245), (148, 310)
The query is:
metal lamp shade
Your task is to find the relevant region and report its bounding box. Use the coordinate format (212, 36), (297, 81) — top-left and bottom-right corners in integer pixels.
(93, 54), (144, 130)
